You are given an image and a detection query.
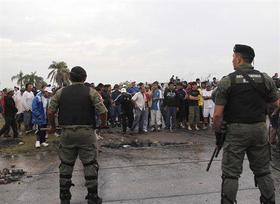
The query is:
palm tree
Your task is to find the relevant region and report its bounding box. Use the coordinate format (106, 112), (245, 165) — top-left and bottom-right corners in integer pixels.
(11, 70), (25, 89)
(47, 61), (70, 87)
(23, 72), (45, 89)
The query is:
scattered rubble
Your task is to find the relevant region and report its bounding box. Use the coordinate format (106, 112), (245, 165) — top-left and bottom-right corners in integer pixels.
(101, 139), (192, 149)
(0, 165), (25, 185)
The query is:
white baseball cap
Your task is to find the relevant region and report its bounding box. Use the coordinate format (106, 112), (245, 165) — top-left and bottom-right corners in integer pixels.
(120, 88), (127, 93)
(43, 87), (53, 93)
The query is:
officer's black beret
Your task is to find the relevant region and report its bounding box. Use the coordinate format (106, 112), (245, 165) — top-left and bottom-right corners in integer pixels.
(233, 44), (255, 61)
(70, 66), (87, 82)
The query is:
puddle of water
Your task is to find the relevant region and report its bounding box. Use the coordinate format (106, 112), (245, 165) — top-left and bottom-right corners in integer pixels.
(0, 151), (58, 174)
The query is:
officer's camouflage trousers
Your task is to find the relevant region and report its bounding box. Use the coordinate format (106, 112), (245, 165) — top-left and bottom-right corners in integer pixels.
(58, 128), (99, 202)
(221, 122), (275, 204)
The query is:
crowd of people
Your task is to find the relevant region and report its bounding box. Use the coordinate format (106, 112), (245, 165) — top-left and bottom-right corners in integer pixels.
(95, 77), (218, 134)
(0, 73), (279, 149)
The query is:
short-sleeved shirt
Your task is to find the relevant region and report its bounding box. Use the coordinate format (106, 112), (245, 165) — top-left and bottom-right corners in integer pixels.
(151, 89), (162, 110)
(49, 83), (108, 114)
(132, 92), (146, 111)
(215, 64), (279, 106)
(188, 90), (200, 106)
(202, 89), (214, 109)
(127, 86), (140, 95)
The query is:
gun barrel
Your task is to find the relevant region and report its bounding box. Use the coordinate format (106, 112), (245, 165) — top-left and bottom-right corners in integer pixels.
(206, 147), (217, 172)
(215, 147), (221, 158)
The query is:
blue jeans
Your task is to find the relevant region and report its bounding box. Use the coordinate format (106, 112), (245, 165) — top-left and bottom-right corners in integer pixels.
(24, 111), (33, 130)
(166, 107), (177, 129)
(143, 109), (149, 131)
(131, 108), (146, 132)
(111, 105), (121, 123)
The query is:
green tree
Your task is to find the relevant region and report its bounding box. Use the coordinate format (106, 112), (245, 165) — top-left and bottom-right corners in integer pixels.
(47, 61), (70, 87)
(11, 70), (25, 89)
(23, 72), (45, 89)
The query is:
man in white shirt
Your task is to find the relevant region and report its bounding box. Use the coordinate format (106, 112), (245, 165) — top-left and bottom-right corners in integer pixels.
(131, 83), (146, 133)
(22, 83), (34, 131)
(202, 84), (214, 128)
(13, 87), (24, 134)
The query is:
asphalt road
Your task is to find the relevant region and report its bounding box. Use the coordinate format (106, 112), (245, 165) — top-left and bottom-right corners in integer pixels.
(1, 131), (279, 204)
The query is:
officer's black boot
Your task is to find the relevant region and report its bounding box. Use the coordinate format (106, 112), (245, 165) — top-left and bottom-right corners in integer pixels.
(60, 189), (71, 204)
(221, 175), (238, 204)
(60, 181), (74, 204)
(260, 195), (275, 204)
(86, 187), (102, 204)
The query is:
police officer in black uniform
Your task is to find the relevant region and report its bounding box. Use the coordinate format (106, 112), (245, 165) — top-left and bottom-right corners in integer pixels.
(213, 44), (280, 204)
(48, 66), (108, 204)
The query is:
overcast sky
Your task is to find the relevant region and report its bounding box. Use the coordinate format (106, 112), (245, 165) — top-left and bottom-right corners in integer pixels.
(0, 0), (279, 88)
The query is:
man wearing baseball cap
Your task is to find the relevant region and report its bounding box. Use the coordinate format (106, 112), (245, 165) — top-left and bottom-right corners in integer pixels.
(32, 86), (53, 148)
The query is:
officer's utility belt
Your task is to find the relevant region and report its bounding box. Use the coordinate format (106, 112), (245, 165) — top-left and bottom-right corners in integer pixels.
(60, 125), (93, 130)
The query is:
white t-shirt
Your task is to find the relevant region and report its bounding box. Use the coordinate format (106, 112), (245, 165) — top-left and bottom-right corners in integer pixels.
(13, 91), (25, 114)
(132, 92), (146, 111)
(202, 89), (214, 109)
(22, 91), (34, 111)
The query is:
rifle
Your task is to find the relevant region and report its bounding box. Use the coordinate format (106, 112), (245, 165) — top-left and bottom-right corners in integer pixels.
(206, 146), (221, 172)
(206, 121), (227, 172)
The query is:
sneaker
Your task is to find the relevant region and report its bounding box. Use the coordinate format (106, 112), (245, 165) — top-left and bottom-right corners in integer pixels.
(45, 133), (48, 139)
(41, 142), (49, 147)
(35, 141), (40, 148)
(187, 126), (192, 131)
(179, 123), (186, 129)
(202, 125), (207, 130)
(54, 132), (60, 137)
(195, 126), (200, 131)
(151, 127), (156, 132)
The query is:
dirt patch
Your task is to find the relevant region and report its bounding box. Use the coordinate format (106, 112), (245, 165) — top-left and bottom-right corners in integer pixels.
(98, 130), (197, 149)
(0, 126), (209, 155)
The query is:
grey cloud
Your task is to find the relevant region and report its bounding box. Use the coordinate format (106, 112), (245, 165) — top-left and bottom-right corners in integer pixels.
(0, 0), (279, 88)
